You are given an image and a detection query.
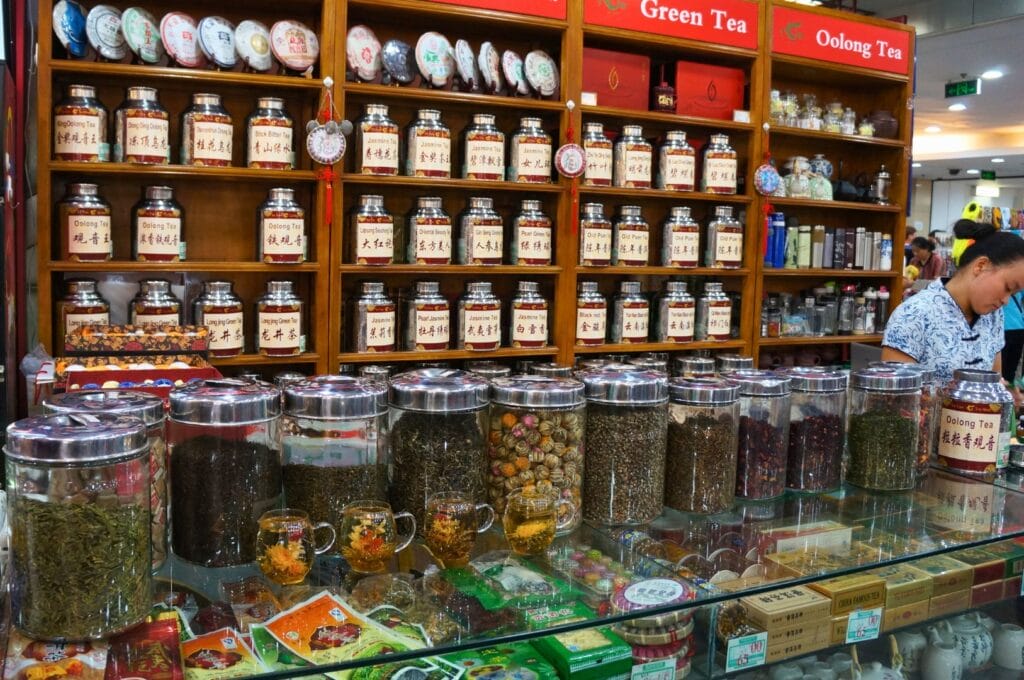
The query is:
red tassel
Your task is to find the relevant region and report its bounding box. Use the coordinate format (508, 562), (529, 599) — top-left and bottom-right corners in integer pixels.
(316, 167), (337, 228)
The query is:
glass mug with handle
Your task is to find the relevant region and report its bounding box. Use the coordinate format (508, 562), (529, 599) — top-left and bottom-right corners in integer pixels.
(424, 491), (495, 568)
(502, 487), (575, 556)
(256, 508), (336, 585)
(339, 500), (416, 573)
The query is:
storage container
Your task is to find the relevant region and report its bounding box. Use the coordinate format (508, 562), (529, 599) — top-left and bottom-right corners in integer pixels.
(870, 361), (940, 476)
(847, 368), (922, 491)
(59, 183), (112, 262)
(132, 185), (183, 262)
(728, 369), (792, 500)
(936, 368), (1014, 475)
(673, 356), (716, 378)
(784, 367), (848, 492)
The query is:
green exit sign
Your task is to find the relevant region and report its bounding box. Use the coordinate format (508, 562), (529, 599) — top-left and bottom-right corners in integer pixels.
(982, 170), (996, 180)
(945, 79), (981, 98)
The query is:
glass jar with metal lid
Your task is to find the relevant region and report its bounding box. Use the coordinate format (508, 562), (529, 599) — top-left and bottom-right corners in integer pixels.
(458, 281), (502, 351)
(579, 369), (668, 525)
(359, 364), (394, 384)
(181, 93), (233, 167)
(247, 97), (294, 169)
(869, 361), (940, 476)
(114, 86), (169, 164)
(656, 281), (695, 343)
(847, 367), (922, 491)
(193, 280), (243, 357)
(59, 183), (112, 262)
(705, 205), (743, 269)
(256, 280), (304, 356)
(509, 116), (552, 183)
(258, 187), (306, 264)
(783, 367), (848, 492)
(54, 84), (108, 162)
(130, 279), (182, 325)
(701, 133), (737, 194)
(407, 196), (452, 265)
(511, 200), (552, 265)
(662, 206), (699, 268)
(406, 108), (451, 178)
(43, 390), (168, 571)
(488, 376), (586, 531)
(351, 194), (395, 265)
(510, 281), (548, 349)
(6, 413), (151, 639)
(657, 130), (696, 192)
(464, 361), (512, 381)
(579, 202), (612, 267)
(612, 205), (649, 266)
(673, 355), (716, 378)
(462, 113), (504, 181)
(168, 379), (282, 566)
(727, 369), (792, 501)
(575, 281), (607, 347)
(354, 281), (396, 353)
(531, 363), (574, 378)
(582, 121), (612, 187)
(717, 354), (754, 375)
(458, 196), (503, 265)
(60, 278), (110, 337)
(666, 377), (740, 514)
(611, 281), (649, 344)
(132, 185), (183, 262)
(405, 280), (450, 351)
(696, 281), (732, 341)
(935, 368), (1014, 475)
(355, 103), (400, 175)
(389, 369), (489, 530)
(281, 376), (389, 541)
(614, 124), (652, 189)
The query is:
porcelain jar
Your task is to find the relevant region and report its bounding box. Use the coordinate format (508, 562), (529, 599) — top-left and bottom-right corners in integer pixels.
(921, 633), (963, 680)
(947, 615), (994, 670)
(895, 628), (928, 674)
(992, 623), (1024, 671)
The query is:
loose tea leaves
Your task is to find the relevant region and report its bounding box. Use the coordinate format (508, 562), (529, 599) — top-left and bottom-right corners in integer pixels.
(787, 413), (844, 492)
(283, 463), (387, 533)
(666, 412), (738, 514)
(736, 414), (787, 500)
(847, 411), (917, 490)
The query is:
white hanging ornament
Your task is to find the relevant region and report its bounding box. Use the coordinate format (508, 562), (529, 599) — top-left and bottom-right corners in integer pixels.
(554, 99), (586, 179)
(305, 76), (348, 165)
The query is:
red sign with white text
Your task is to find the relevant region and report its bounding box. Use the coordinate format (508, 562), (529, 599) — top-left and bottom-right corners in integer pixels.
(772, 6), (912, 75)
(584, 0), (759, 50)
(424, 0), (566, 20)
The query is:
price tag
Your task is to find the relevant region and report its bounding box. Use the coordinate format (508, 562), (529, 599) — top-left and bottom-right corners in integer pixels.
(845, 607), (883, 644)
(631, 659), (675, 680)
(725, 632), (768, 674)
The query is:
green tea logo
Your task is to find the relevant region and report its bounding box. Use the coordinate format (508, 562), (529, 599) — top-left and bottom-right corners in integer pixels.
(600, 0), (627, 11)
(784, 21), (803, 41)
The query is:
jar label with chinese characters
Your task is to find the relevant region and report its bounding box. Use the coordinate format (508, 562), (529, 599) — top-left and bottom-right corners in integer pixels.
(136, 216), (181, 258)
(55, 114), (103, 159)
(249, 122), (293, 166)
(516, 224), (551, 264)
(668, 230), (700, 266)
(205, 312), (244, 351)
(576, 306), (606, 344)
(463, 307), (501, 349)
(584, 145), (612, 185)
(412, 220), (451, 264)
(365, 309), (396, 351)
(620, 304), (649, 342)
(66, 312), (109, 334)
(409, 130), (451, 177)
(262, 216), (305, 257)
(360, 131), (399, 172)
(715, 231), (744, 264)
(617, 229), (649, 265)
(355, 216), (394, 264)
(465, 138), (504, 179)
(414, 307), (450, 349)
(581, 227), (612, 264)
(708, 305), (732, 338)
(258, 311), (302, 349)
(192, 120), (233, 163)
(125, 113), (169, 161)
(513, 141), (551, 181)
(512, 305), (548, 347)
(69, 213), (112, 255)
(704, 157), (737, 192)
(134, 312), (179, 325)
(625, 149), (652, 186)
(666, 303), (695, 341)
(938, 400), (1002, 472)
(469, 224), (504, 263)
(661, 151), (695, 190)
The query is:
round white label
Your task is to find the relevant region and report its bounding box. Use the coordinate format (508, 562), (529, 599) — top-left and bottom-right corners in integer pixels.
(624, 579), (685, 606)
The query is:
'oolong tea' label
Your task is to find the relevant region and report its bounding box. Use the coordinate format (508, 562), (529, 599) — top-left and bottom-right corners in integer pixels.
(937, 399), (1002, 473)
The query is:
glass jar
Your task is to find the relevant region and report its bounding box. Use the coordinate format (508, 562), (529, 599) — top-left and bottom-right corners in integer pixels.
(626, 353), (669, 373)
(764, 306), (782, 338)
(582, 121), (612, 187)
(611, 280), (649, 344)
(180, 93), (233, 167)
(354, 281), (396, 352)
(405, 280), (450, 351)
(132, 185), (183, 262)
(256, 280), (304, 356)
(579, 202), (612, 266)
(247, 97), (294, 169)
(657, 281), (695, 343)
(458, 196), (503, 265)
(258, 187), (306, 263)
(351, 194), (395, 265)
(510, 281), (549, 348)
(696, 281), (732, 341)
(130, 278), (182, 325)
(42, 390), (168, 571)
(406, 108), (451, 178)
(54, 84), (108, 162)
(576, 281), (607, 346)
(673, 356), (716, 379)
(717, 354), (754, 375)
(59, 183), (112, 262)
(6, 414), (151, 639)
(870, 361), (939, 475)
(847, 367), (922, 491)
(509, 116), (552, 183)
(531, 363), (573, 378)
(838, 285), (857, 335)
(60, 278), (110, 336)
(666, 377), (740, 514)
(580, 370), (668, 525)
(662, 206), (700, 268)
(488, 376), (586, 531)
(458, 281), (502, 351)
(114, 86), (169, 164)
(193, 280), (244, 357)
(729, 369), (792, 501)
(935, 368), (1013, 475)
(282, 376), (389, 539)
(785, 367), (848, 492)
(510, 200), (552, 265)
(614, 124), (652, 189)
(701, 133), (737, 195)
(612, 205), (650, 266)
(407, 196), (452, 265)
(465, 361), (512, 381)
(705, 205), (743, 269)
(169, 379), (282, 566)
(462, 113), (504, 181)
(657, 130), (696, 192)
(388, 369), (489, 531)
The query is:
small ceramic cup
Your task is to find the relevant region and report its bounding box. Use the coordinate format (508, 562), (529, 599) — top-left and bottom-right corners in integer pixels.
(808, 661), (836, 680)
(993, 623), (1024, 671)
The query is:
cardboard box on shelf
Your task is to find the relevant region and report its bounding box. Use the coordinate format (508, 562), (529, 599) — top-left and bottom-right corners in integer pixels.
(979, 539), (1024, 578)
(764, 617), (832, 649)
(912, 555), (973, 597)
(970, 580), (1005, 608)
(809, 574), (886, 617)
(739, 586), (832, 630)
(1004, 576), (1023, 600)
(581, 48), (650, 112)
(829, 614), (850, 646)
(766, 634), (831, 665)
(882, 600), (930, 632)
(674, 60), (745, 121)
(531, 628), (633, 680)
(866, 564), (934, 609)
(950, 546), (1005, 585)
(928, 590), (972, 619)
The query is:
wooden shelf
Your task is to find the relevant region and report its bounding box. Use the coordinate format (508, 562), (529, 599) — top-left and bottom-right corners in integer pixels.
(574, 340), (747, 354)
(48, 162), (317, 182)
(578, 186), (753, 203)
(772, 54), (910, 86)
(48, 261), (321, 273)
(50, 60), (324, 90)
(341, 174), (564, 193)
(339, 265), (561, 275)
(756, 334), (883, 347)
(210, 353), (321, 367)
(580, 105), (755, 132)
(344, 83), (565, 113)
(576, 266), (750, 277)
(770, 126), (905, 149)
(583, 25), (757, 64)
(337, 347), (559, 364)
(768, 197), (902, 213)
(762, 268), (896, 278)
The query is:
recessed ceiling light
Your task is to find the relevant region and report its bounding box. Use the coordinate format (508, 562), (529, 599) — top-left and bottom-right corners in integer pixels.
(982, 69), (1004, 80)
(948, 102), (967, 112)
(925, 125), (942, 133)
(912, 162), (922, 168)
(992, 157), (1006, 163)
(967, 169), (981, 175)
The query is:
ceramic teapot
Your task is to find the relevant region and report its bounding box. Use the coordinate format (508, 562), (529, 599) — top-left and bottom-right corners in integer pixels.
(921, 632), (964, 680)
(855, 661), (901, 680)
(894, 629), (927, 674)
(930, 618), (992, 672)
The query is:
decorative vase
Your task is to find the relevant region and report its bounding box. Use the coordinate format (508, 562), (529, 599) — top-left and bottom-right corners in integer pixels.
(809, 153), (833, 178)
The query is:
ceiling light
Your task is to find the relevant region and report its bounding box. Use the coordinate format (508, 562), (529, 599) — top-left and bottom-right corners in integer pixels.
(992, 157), (1006, 163)
(967, 169), (980, 175)
(982, 70), (1004, 80)
(925, 125), (942, 133)
(947, 102), (967, 112)
(912, 162), (922, 168)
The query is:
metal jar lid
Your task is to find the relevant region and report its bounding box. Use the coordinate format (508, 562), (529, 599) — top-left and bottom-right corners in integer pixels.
(169, 378), (281, 424)
(530, 363), (573, 378)
(627, 352), (669, 373)
(869, 361), (936, 384)
(951, 368), (1001, 384)
(579, 370), (669, 405)
(782, 367), (848, 393)
(717, 354), (754, 373)
(726, 369), (791, 397)
(44, 389), (165, 427)
(389, 369), (489, 412)
(491, 376), (585, 408)
(673, 356), (716, 378)
(669, 377), (740, 405)
(5, 413), (148, 466)
(851, 367), (923, 392)
(284, 375), (387, 420)
(464, 361), (512, 380)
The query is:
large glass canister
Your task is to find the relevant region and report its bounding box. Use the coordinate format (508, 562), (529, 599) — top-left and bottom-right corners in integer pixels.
(43, 391), (168, 570)
(488, 376), (586, 531)
(847, 368), (922, 491)
(666, 377), (740, 514)
(870, 361), (940, 476)
(784, 367), (848, 492)
(389, 369), (489, 531)
(934, 368), (1014, 475)
(6, 414), (151, 639)
(728, 369), (792, 501)
(282, 376), (389, 537)
(168, 379), (282, 566)
(580, 370), (668, 525)
(717, 354), (754, 375)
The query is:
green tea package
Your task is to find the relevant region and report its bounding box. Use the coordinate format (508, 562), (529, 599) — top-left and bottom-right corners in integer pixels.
(443, 643), (559, 679)
(445, 551), (579, 611)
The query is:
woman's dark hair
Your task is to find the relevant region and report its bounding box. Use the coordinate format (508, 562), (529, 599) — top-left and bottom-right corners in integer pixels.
(910, 236), (935, 252)
(956, 219), (1024, 268)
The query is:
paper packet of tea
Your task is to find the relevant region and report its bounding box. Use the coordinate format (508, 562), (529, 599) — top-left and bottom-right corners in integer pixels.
(452, 551), (579, 610)
(4, 631), (108, 680)
(248, 624), (313, 675)
(105, 618), (184, 680)
(220, 576), (281, 633)
(180, 628), (265, 680)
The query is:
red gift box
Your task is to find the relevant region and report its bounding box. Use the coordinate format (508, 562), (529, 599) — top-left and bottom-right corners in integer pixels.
(675, 60), (745, 120)
(582, 47), (650, 111)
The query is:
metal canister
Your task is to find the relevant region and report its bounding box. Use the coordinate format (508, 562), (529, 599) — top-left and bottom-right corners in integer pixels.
(407, 196), (452, 265)
(464, 361), (512, 380)
(405, 281), (450, 351)
(662, 206), (699, 268)
(54, 84), (108, 162)
(575, 281), (607, 346)
(132, 185), (183, 262)
(458, 281), (502, 351)
(696, 281), (732, 341)
(59, 183), (112, 262)
(701, 133), (738, 194)
(579, 202), (612, 266)
(613, 124), (651, 189)
(180, 93), (233, 167)
(356, 104), (399, 175)
(130, 279), (182, 325)
(582, 121), (612, 187)
(462, 113), (504, 181)
(531, 363), (573, 378)
(257, 187), (306, 263)
(114, 86), (169, 164)
(510, 281), (548, 348)
(60, 278), (110, 337)
(509, 116), (551, 183)
(611, 280), (649, 344)
(717, 354), (754, 374)
(511, 200), (552, 265)
(354, 281), (396, 353)
(657, 281), (695, 343)
(937, 369), (1014, 475)
(247, 97), (294, 169)
(612, 205), (649, 266)
(406, 108), (451, 178)
(458, 196), (503, 265)
(673, 355), (716, 378)
(657, 130), (695, 191)
(255, 280), (304, 356)
(193, 281), (244, 357)
(705, 205), (743, 269)
(627, 352), (669, 373)
(351, 194), (395, 265)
